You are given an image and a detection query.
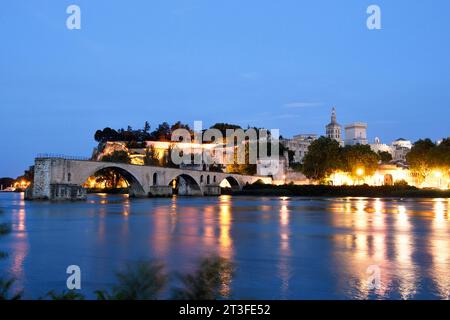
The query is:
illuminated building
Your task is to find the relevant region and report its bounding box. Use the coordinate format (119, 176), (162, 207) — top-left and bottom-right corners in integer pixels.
(391, 138), (412, 163)
(370, 137), (393, 155)
(282, 134), (318, 163)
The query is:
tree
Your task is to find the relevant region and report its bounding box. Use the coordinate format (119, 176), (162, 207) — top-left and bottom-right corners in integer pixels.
(406, 139), (436, 184)
(101, 151), (130, 164)
(143, 121), (151, 134)
(164, 145), (179, 168)
(377, 151), (393, 164)
(0, 178), (14, 190)
(93, 169), (128, 189)
(171, 121), (192, 134)
(144, 146), (161, 166)
(429, 138), (450, 169)
(302, 137), (342, 181)
(209, 164), (224, 173)
(94, 129), (104, 142)
(225, 142), (257, 175)
(151, 122), (171, 141)
(209, 123), (242, 138)
(341, 144), (379, 178)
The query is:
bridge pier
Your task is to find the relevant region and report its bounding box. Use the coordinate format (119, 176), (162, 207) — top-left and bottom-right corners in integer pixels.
(148, 186), (172, 197)
(51, 184), (86, 200)
(203, 185), (221, 196)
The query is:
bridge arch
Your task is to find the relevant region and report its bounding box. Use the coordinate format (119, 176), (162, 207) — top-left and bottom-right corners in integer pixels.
(168, 173), (202, 196)
(82, 165), (146, 197)
(219, 176), (241, 190)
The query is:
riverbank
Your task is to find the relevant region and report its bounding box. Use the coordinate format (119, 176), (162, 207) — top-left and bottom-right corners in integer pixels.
(235, 184), (450, 198)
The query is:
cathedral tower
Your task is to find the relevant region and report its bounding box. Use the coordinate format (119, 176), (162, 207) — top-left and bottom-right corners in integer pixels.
(326, 107), (342, 145)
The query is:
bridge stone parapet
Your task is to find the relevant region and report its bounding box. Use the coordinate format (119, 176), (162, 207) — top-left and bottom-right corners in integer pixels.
(28, 157), (272, 201)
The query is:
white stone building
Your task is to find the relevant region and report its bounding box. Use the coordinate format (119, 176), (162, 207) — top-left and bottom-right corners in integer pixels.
(282, 134), (318, 163)
(256, 158), (287, 181)
(391, 138), (412, 162)
(344, 122), (368, 146)
(370, 137), (393, 154)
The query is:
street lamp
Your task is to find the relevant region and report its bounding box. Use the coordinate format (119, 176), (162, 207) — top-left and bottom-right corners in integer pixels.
(434, 170), (443, 189)
(356, 167), (364, 185)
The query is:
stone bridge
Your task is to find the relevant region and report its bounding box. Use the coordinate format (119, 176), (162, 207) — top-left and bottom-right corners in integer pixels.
(29, 156), (272, 200)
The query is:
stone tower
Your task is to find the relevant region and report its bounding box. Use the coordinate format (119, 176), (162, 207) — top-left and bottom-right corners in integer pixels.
(326, 107), (342, 145)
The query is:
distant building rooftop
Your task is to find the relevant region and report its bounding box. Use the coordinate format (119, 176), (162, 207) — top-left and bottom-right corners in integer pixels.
(344, 122), (367, 129)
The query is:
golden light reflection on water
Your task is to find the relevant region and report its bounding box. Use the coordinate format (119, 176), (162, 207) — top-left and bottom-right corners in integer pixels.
(12, 193), (26, 233)
(151, 205), (173, 257)
(330, 198), (421, 299)
(122, 199), (130, 217)
(433, 199), (446, 224)
(203, 205), (215, 247)
(170, 196), (178, 234)
(3, 193), (450, 299)
(218, 195), (234, 298)
(333, 197), (450, 299)
(9, 193), (28, 289)
(394, 204), (417, 300)
(278, 198), (291, 298)
(430, 199), (450, 298)
(219, 196), (233, 259)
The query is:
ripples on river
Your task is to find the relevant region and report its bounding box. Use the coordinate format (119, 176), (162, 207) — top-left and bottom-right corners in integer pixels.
(0, 193), (449, 299)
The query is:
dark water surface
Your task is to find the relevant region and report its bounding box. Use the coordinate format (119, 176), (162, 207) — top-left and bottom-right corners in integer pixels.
(0, 192), (449, 299)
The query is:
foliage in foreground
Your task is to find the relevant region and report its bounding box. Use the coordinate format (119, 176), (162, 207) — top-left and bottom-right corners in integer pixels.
(96, 261), (167, 300)
(0, 255), (234, 300)
(172, 256), (235, 300)
(45, 290), (85, 300)
(0, 214), (21, 300)
(0, 278), (22, 300)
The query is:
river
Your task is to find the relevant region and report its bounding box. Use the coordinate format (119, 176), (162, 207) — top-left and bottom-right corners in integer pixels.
(0, 192), (449, 299)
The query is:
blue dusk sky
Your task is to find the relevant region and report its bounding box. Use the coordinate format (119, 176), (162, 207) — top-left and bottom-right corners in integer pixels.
(1, 0), (449, 177)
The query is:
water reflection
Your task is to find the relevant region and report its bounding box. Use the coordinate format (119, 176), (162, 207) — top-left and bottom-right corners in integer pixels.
(151, 205), (172, 257)
(218, 195), (233, 298)
(330, 199), (420, 299)
(170, 196), (178, 234)
(278, 198), (291, 298)
(1, 193), (450, 299)
(393, 204), (417, 300)
(8, 193), (28, 290)
(430, 199), (450, 299)
(219, 196), (233, 259)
